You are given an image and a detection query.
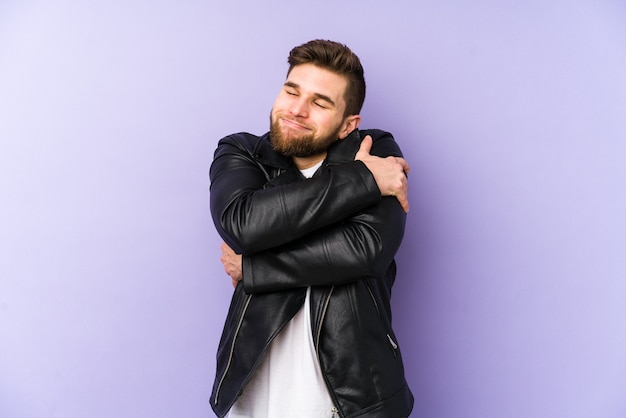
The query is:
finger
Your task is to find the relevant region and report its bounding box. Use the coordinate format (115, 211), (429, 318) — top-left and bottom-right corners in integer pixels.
(355, 135), (373, 159)
(396, 157), (411, 174)
(394, 179), (409, 212)
(397, 190), (410, 213)
(361, 135), (373, 149)
(400, 196), (409, 213)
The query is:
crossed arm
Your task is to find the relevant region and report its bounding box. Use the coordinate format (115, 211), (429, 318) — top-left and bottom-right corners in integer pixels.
(212, 134), (410, 290)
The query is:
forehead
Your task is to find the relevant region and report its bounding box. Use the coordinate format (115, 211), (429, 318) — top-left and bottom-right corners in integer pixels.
(286, 64), (348, 105)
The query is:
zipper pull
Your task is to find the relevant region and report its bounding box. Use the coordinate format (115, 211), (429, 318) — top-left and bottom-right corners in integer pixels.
(331, 406), (340, 417)
(387, 333), (398, 357)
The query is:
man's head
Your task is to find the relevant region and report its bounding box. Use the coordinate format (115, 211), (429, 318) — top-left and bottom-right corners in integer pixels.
(287, 39), (366, 117)
(270, 40), (366, 167)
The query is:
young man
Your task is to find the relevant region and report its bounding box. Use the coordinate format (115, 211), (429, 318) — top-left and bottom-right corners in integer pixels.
(209, 39), (414, 417)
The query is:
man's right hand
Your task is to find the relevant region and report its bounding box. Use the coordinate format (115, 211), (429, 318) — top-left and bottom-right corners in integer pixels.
(221, 242), (243, 288)
(355, 135), (410, 212)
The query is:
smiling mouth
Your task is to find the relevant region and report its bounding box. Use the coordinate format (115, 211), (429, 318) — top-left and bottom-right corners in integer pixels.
(280, 117), (311, 131)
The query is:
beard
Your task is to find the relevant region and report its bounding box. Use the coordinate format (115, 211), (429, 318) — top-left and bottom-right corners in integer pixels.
(269, 113), (342, 158)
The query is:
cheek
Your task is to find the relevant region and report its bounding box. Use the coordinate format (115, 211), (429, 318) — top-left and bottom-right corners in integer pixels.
(272, 95), (287, 112)
(318, 114), (344, 132)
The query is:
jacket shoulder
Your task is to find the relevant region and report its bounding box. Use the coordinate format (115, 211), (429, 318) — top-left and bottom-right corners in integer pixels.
(214, 132), (279, 165)
(359, 129), (404, 158)
(216, 132), (262, 152)
(360, 128), (392, 139)
(214, 132), (292, 170)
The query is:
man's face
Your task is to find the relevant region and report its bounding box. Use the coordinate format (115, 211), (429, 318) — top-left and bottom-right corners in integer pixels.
(270, 63), (359, 160)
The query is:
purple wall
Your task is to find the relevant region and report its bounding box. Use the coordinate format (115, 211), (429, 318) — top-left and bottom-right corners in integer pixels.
(1, 1), (625, 417)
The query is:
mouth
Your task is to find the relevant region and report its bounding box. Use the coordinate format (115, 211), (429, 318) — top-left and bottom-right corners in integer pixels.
(280, 117), (312, 131)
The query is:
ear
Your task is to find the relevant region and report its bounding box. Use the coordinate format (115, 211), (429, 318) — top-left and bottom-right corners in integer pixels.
(338, 115), (361, 139)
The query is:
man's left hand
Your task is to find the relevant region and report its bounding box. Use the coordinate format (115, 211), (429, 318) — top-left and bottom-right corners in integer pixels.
(355, 135), (410, 212)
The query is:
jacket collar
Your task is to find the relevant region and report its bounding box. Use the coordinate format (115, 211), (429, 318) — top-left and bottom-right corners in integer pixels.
(324, 129), (362, 165)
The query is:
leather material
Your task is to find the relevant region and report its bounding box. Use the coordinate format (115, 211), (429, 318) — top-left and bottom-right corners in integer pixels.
(209, 129), (414, 417)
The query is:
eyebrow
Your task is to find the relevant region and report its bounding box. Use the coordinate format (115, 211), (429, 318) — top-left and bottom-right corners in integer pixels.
(284, 81), (336, 107)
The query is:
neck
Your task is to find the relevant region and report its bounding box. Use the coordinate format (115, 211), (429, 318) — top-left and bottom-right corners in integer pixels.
(293, 152), (327, 170)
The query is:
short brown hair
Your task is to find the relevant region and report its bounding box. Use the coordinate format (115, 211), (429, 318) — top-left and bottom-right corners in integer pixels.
(287, 39), (366, 117)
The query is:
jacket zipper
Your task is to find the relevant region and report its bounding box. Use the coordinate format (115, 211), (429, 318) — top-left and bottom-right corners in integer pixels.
(364, 280), (381, 315)
(315, 286), (343, 417)
(213, 293), (252, 405)
(315, 286), (334, 355)
(364, 281), (398, 356)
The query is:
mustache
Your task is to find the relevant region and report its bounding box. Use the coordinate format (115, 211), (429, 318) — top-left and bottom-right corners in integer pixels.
(271, 111), (312, 130)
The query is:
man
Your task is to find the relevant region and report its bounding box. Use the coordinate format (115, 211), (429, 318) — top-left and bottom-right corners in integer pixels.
(209, 39), (414, 417)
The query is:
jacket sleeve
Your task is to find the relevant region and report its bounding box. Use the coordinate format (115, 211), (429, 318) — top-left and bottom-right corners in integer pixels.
(242, 194), (406, 293)
(209, 134), (382, 256)
(239, 130), (407, 293)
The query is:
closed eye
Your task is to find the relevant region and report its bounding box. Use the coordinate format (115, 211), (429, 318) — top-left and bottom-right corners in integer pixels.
(283, 82), (299, 96)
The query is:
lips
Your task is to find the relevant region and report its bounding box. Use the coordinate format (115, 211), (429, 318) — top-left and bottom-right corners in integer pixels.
(280, 117), (311, 131)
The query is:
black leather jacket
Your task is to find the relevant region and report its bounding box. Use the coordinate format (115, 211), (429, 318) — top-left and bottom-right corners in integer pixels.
(209, 129), (414, 417)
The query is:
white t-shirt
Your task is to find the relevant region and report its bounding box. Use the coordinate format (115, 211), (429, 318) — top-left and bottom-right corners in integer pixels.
(229, 162), (336, 418)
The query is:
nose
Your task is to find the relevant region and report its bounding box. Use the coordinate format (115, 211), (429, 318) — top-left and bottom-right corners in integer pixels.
(288, 97), (309, 118)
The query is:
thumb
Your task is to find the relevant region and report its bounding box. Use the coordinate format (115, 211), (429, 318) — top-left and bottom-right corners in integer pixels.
(355, 135), (373, 160)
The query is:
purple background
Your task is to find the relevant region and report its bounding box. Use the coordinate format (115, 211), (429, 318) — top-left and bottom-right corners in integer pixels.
(1, 1), (625, 417)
